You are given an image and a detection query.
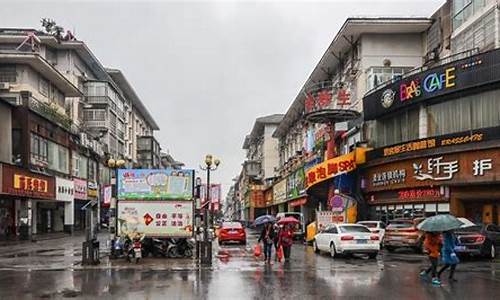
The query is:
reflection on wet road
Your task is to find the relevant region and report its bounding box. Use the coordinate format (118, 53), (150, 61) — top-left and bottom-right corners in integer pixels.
(0, 231), (499, 299)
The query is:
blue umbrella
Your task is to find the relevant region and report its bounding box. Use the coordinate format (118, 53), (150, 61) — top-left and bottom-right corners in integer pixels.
(253, 215), (276, 226)
(417, 214), (463, 232)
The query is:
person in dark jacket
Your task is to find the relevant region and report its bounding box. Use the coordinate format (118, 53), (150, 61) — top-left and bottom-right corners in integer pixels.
(438, 231), (459, 282)
(258, 223), (276, 263)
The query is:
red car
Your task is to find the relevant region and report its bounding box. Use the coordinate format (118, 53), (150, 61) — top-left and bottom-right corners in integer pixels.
(218, 222), (246, 245)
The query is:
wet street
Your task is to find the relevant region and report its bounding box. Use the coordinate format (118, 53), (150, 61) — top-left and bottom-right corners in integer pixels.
(0, 231), (499, 299)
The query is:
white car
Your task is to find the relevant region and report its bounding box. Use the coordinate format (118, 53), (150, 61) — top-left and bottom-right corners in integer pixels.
(357, 221), (386, 244)
(313, 224), (380, 259)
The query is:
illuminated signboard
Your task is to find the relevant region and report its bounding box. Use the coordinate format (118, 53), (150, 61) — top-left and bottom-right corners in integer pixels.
(363, 48), (496, 120)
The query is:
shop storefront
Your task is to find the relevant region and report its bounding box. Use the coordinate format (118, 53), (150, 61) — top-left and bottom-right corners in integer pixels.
(272, 179), (287, 213)
(1, 164), (56, 238)
(73, 178), (88, 231)
(362, 147), (500, 224)
(56, 177), (74, 233)
(362, 48), (500, 225)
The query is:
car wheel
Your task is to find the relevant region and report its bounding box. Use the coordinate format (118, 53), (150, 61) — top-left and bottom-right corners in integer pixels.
(330, 243), (337, 258)
(241, 240), (246, 246)
(386, 246), (395, 253)
(313, 240), (319, 254)
(368, 252), (378, 259)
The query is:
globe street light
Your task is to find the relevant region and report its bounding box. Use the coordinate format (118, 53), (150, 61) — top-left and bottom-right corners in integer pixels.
(108, 158), (126, 259)
(199, 154), (221, 265)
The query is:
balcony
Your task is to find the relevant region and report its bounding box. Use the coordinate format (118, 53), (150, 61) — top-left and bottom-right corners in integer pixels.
(26, 97), (78, 134)
(304, 81), (361, 124)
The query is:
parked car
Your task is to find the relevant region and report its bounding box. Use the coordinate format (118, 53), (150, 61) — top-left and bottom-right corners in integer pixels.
(454, 223), (500, 259)
(218, 222), (246, 245)
(313, 223), (380, 259)
(276, 212), (305, 240)
(357, 221), (386, 245)
(384, 218), (425, 253)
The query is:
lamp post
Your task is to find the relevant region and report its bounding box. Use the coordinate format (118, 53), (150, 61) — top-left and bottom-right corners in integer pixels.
(199, 154), (220, 265)
(108, 158), (126, 258)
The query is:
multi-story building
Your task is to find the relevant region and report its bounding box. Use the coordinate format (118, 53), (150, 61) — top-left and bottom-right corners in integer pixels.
(0, 25), (162, 239)
(240, 114), (283, 222)
(361, 0), (500, 227)
(271, 17), (432, 224)
(136, 136), (161, 169)
(106, 68), (160, 165)
(160, 152), (184, 169)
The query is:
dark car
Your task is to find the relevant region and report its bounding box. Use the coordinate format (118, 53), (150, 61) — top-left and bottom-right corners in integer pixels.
(454, 224), (500, 259)
(383, 218), (425, 253)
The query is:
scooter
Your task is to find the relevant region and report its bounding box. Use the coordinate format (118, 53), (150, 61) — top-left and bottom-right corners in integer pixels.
(111, 235), (128, 259)
(126, 234), (144, 264)
(175, 238), (195, 258)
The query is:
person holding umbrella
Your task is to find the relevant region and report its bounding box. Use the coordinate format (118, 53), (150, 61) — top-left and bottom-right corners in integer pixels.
(417, 214), (464, 286)
(437, 230), (460, 282)
(277, 216), (299, 262)
(258, 222), (276, 264)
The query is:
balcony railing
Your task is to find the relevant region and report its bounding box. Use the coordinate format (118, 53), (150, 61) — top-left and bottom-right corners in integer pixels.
(84, 120), (108, 129)
(26, 97), (78, 134)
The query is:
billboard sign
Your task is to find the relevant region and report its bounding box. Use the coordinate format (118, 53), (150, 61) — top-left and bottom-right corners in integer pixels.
(117, 200), (193, 237)
(117, 169), (194, 200)
(55, 177), (74, 202)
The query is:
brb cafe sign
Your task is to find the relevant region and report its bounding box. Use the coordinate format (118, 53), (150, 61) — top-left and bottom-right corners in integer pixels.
(1, 165), (54, 199)
(306, 151), (356, 188)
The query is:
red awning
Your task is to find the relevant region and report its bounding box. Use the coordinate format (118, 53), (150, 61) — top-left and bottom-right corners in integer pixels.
(289, 197), (307, 207)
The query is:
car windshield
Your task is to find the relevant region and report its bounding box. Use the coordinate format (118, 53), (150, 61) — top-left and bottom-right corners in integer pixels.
(222, 222), (242, 229)
(339, 226), (371, 233)
(388, 221), (413, 228)
(359, 222), (377, 228)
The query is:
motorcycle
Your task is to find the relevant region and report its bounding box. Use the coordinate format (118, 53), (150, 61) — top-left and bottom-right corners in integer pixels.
(126, 234), (145, 263)
(111, 235), (129, 259)
(175, 238), (195, 258)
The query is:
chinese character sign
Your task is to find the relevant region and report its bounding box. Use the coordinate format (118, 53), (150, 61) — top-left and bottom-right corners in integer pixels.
(118, 169), (194, 200)
(306, 151), (356, 188)
(117, 201), (193, 237)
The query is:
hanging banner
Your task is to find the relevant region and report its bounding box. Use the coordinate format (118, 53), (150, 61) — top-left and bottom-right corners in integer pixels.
(55, 177), (74, 202)
(118, 169), (194, 200)
(306, 151), (356, 188)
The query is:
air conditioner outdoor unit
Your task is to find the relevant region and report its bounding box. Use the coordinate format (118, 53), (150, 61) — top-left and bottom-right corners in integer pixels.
(0, 82), (10, 90)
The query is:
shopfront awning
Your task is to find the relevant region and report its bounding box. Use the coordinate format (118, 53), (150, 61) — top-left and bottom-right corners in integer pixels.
(289, 197), (307, 207)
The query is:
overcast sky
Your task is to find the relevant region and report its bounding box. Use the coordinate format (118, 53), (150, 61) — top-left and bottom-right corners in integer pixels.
(1, 0), (443, 197)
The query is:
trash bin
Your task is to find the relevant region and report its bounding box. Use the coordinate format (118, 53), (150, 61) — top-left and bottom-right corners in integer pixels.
(82, 239), (100, 265)
(19, 224), (30, 240)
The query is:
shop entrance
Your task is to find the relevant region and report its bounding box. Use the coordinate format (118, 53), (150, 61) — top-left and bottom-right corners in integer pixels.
(462, 200), (499, 225)
(0, 199), (15, 240)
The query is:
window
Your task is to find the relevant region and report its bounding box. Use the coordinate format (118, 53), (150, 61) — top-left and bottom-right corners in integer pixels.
(48, 141), (69, 174)
(83, 109), (107, 121)
(39, 77), (49, 96)
(30, 133), (48, 163)
(452, 0), (487, 30)
(427, 89), (500, 136)
(0, 65), (17, 82)
(88, 160), (97, 181)
(452, 9), (495, 53)
(366, 67), (413, 91)
(72, 153), (88, 178)
(374, 108), (419, 147)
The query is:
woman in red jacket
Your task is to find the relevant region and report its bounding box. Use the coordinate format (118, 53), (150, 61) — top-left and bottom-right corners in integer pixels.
(278, 224), (294, 262)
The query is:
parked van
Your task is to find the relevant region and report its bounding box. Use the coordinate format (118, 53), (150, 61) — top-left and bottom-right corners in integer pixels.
(276, 212), (305, 241)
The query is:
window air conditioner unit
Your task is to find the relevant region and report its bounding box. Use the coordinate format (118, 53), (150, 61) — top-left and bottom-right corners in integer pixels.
(0, 82), (10, 90)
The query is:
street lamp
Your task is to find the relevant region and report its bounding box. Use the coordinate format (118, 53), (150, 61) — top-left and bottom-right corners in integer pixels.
(199, 154), (221, 265)
(108, 158), (126, 258)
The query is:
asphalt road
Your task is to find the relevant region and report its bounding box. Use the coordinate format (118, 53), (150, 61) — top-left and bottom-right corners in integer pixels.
(0, 231), (499, 299)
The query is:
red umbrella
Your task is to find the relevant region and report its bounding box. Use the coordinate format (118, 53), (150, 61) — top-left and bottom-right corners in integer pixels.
(277, 216), (299, 225)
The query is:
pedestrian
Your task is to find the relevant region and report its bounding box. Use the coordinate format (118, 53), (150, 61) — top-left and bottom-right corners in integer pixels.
(258, 223), (275, 264)
(420, 232), (442, 286)
(279, 224), (294, 262)
(273, 223), (281, 261)
(438, 231), (459, 282)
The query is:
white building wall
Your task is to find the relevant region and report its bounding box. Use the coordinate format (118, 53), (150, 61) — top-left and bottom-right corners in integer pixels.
(262, 124), (280, 180)
(360, 34), (425, 68)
